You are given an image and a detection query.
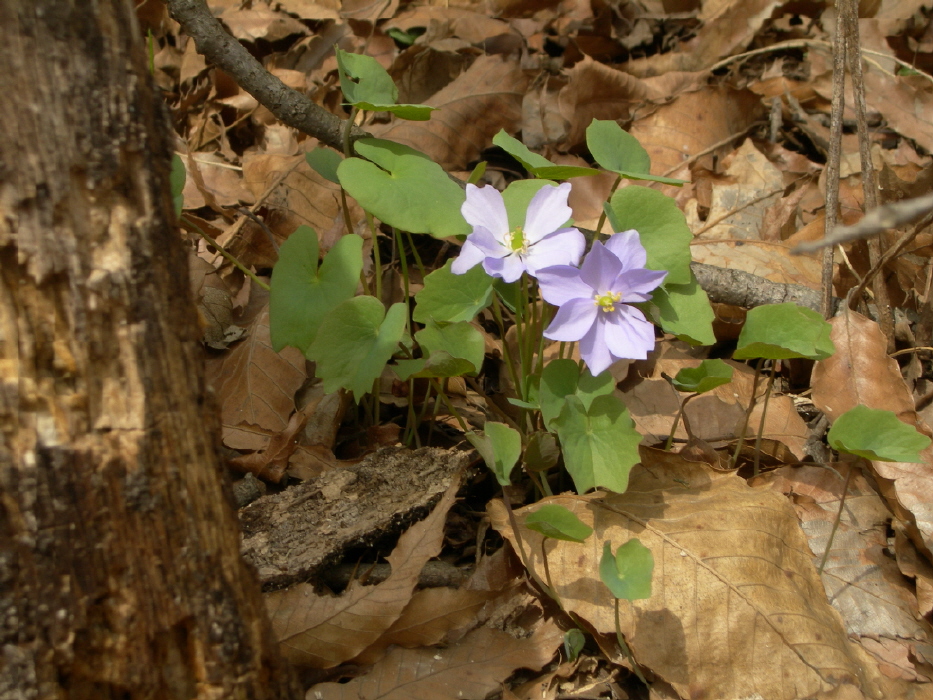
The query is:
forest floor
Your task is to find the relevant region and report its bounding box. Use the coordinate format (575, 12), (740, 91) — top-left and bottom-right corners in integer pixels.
(145, 0), (933, 697)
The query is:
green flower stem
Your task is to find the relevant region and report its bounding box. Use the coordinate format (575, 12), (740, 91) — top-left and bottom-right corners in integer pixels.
(183, 216), (270, 291)
(492, 292), (523, 404)
(817, 464), (854, 575)
(368, 213), (382, 304)
(404, 229), (426, 279)
(514, 278), (528, 401)
(614, 598), (648, 686)
(731, 359), (764, 470)
(595, 174), (623, 236)
(752, 362), (778, 476)
(664, 395), (693, 451)
(432, 378), (468, 433)
(393, 228), (409, 303)
(534, 292), (552, 378)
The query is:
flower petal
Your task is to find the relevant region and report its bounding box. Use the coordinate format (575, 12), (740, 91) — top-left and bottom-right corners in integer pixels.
(604, 229), (647, 270)
(578, 320), (616, 376)
(525, 228), (586, 274)
(579, 241), (624, 292)
(537, 265), (594, 306)
(615, 268), (667, 302)
(523, 183), (573, 242)
(462, 184), (508, 237)
(466, 226), (509, 259)
(484, 253), (526, 283)
(451, 240), (487, 274)
(543, 297), (598, 342)
(603, 305), (656, 360)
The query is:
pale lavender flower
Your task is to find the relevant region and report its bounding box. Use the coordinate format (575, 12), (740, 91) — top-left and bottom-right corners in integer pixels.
(451, 183), (585, 283)
(537, 230), (667, 375)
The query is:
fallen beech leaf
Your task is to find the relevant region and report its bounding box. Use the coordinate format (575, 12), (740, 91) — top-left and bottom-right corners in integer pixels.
(309, 620), (563, 700)
(206, 304), (306, 434)
(812, 310), (933, 556)
(489, 457), (885, 699)
(266, 472), (461, 668)
(375, 55), (528, 170)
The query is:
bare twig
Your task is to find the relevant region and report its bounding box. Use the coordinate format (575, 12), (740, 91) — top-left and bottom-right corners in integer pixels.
(793, 193), (933, 252)
(821, 5), (846, 319)
(165, 0), (368, 152)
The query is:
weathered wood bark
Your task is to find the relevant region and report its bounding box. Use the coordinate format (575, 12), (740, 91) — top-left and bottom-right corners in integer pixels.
(0, 2), (298, 698)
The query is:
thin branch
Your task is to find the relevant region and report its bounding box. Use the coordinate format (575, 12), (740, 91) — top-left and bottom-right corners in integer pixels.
(165, 0), (368, 152)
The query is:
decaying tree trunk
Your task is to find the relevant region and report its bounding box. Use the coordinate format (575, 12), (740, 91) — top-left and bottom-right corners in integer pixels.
(0, 2), (297, 697)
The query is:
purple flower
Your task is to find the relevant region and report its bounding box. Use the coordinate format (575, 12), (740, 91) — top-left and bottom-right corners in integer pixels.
(451, 183), (585, 283)
(537, 230), (667, 375)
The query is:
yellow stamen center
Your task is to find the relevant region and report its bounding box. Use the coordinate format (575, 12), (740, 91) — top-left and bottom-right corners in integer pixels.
(504, 226), (527, 253)
(594, 291), (623, 313)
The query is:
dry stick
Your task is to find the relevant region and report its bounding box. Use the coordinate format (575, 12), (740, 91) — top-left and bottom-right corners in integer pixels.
(821, 5), (847, 319)
(842, 2), (894, 348)
(817, 465), (856, 575)
(846, 216), (931, 308)
(166, 0), (367, 152)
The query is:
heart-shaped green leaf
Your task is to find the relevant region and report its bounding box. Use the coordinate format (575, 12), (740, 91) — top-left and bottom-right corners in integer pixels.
(336, 49), (434, 120)
(338, 139), (469, 238)
(733, 303), (835, 361)
(828, 405), (931, 462)
(493, 130), (598, 179)
(308, 297), (407, 399)
(600, 539), (654, 601)
(525, 504), (594, 543)
(586, 120), (685, 185)
(467, 422), (522, 486)
(553, 394), (642, 494)
(671, 359), (734, 394)
(413, 260), (494, 324)
(269, 227), (363, 355)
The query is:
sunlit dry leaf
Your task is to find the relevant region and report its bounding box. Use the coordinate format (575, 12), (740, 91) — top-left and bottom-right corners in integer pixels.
(754, 464), (929, 643)
(266, 473), (461, 668)
(557, 56), (661, 148)
(276, 0), (341, 21)
(374, 55), (527, 170)
(219, 8), (309, 42)
(205, 304), (306, 433)
(490, 457), (885, 699)
(813, 310), (933, 600)
(309, 621), (563, 700)
(351, 586), (501, 665)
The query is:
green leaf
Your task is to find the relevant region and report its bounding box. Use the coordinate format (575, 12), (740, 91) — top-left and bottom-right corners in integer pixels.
(413, 260), (494, 323)
(335, 49), (435, 120)
(393, 353), (475, 380)
(170, 154), (186, 217)
(467, 422), (522, 486)
(306, 147), (342, 184)
(493, 130), (598, 179)
(539, 359), (615, 432)
(586, 120), (685, 186)
(523, 431), (560, 473)
(553, 394), (642, 493)
(415, 319), (485, 374)
(609, 186), (693, 285)
(599, 539), (654, 601)
(648, 273), (716, 345)
(671, 359), (734, 394)
(564, 629), (585, 663)
(338, 139), (469, 238)
(828, 405), (931, 462)
(269, 227), (363, 354)
(308, 297), (408, 399)
(525, 504), (594, 542)
(733, 303), (835, 361)
(467, 161), (487, 185)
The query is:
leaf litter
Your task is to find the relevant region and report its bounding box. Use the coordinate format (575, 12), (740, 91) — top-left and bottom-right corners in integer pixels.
(147, 0), (933, 697)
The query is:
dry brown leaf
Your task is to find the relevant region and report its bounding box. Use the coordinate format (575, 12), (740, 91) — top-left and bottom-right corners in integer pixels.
(266, 473), (461, 668)
(374, 54), (527, 170)
(219, 8), (309, 42)
(181, 152), (253, 210)
(205, 304), (306, 433)
(489, 457), (885, 700)
(754, 464), (929, 644)
(228, 407), (308, 482)
(557, 56), (662, 148)
(351, 586), (501, 665)
(308, 621), (564, 700)
(811, 310), (933, 556)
